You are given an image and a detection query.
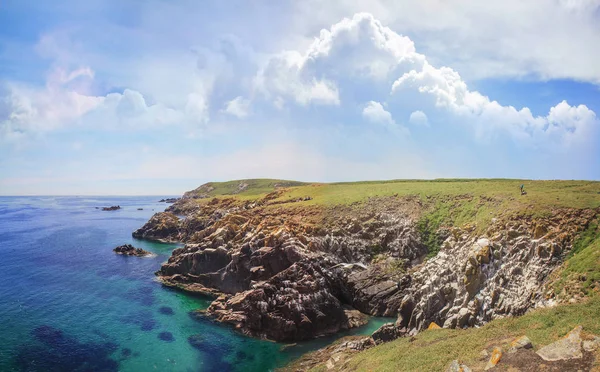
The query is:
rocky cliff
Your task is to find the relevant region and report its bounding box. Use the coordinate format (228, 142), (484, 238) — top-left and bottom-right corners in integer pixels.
(132, 180), (599, 345)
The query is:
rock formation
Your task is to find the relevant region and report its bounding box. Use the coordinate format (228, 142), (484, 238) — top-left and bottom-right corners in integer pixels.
(132, 182), (598, 343)
(113, 244), (153, 257)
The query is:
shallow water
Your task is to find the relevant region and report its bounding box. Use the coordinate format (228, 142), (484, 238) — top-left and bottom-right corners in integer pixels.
(0, 196), (390, 371)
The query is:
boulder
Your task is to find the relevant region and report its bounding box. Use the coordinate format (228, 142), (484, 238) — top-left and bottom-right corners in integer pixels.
(447, 360), (472, 372)
(536, 326), (583, 361)
(484, 347), (502, 370)
(508, 335), (533, 353)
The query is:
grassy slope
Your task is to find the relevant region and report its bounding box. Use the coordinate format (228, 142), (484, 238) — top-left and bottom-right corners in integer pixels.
(198, 179), (600, 212)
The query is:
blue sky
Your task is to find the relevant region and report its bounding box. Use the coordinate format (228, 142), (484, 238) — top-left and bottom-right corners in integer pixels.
(1, 0), (599, 195)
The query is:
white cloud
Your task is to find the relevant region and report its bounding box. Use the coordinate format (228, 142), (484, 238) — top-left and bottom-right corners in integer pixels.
(222, 96), (251, 118)
(254, 51), (340, 106)
(409, 110), (428, 126)
(362, 101), (409, 135)
(2, 11), (598, 156)
(392, 61), (599, 147)
(290, 1), (600, 83)
(0, 68), (104, 140)
(363, 101), (392, 124)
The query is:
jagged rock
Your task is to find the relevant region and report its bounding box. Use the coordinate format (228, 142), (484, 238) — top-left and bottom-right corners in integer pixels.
(102, 205), (121, 211)
(536, 326), (583, 361)
(113, 244), (153, 257)
(484, 347), (502, 370)
(132, 189), (597, 343)
(372, 323), (405, 344)
(205, 261), (367, 342)
(457, 308), (471, 328)
(447, 360), (472, 372)
(132, 212), (180, 242)
(508, 335), (532, 353)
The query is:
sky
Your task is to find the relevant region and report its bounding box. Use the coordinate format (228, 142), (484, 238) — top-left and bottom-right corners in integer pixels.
(1, 0), (599, 195)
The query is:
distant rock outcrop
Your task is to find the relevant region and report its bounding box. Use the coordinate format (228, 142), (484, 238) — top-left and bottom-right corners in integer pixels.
(132, 212), (180, 242)
(102, 206), (121, 211)
(113, 244), (153, 257)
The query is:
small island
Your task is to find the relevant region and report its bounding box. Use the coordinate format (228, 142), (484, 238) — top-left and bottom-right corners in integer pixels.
(102, 205), (121, 211)
(113, 244), (153, 257)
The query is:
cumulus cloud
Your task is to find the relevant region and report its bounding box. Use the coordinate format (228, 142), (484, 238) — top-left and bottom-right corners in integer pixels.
(290, 1), (600, 83)
(362, 101), (407, 135)
(222, 96), (251, 118)
(409, 110), (428, 126)
(392, 61), (598, 147)
(253, 12), (598, 148)
(254, 51), (340, 106)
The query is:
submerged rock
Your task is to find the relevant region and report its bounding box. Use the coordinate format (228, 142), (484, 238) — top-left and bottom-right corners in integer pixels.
(158, 331), (174, 342)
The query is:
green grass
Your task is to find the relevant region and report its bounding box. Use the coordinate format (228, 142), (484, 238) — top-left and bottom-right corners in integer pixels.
(199, 179), (600, 211)
(554, 229), (600, 297)
(186, 179), (308, 198)
(333, 296), (600, 372)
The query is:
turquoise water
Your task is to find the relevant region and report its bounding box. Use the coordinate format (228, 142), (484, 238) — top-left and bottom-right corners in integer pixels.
(0, 196), (390, 371)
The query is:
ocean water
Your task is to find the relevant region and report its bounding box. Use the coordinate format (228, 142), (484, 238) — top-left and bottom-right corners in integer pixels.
(0, 196), (389, 372)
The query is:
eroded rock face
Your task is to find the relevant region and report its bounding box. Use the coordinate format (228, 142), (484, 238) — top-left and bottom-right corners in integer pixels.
(374, 208), (597, 342)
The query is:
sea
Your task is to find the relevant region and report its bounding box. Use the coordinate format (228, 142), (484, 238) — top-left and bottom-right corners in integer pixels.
(0, 196), (389, 372)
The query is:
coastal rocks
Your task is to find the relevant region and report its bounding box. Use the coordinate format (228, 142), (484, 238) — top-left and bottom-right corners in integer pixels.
(132, 212), (180, 242)
(159, 198), (180, 203)
(102, 205), (121, 211)
(113, 244), (153, 257)
(205, 261), (367, 342)
(134, 189), (597, 344)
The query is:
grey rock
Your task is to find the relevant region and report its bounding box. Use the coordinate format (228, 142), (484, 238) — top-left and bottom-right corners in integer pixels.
(537, 326), (583, 361)
(447, 359), (472, 372)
